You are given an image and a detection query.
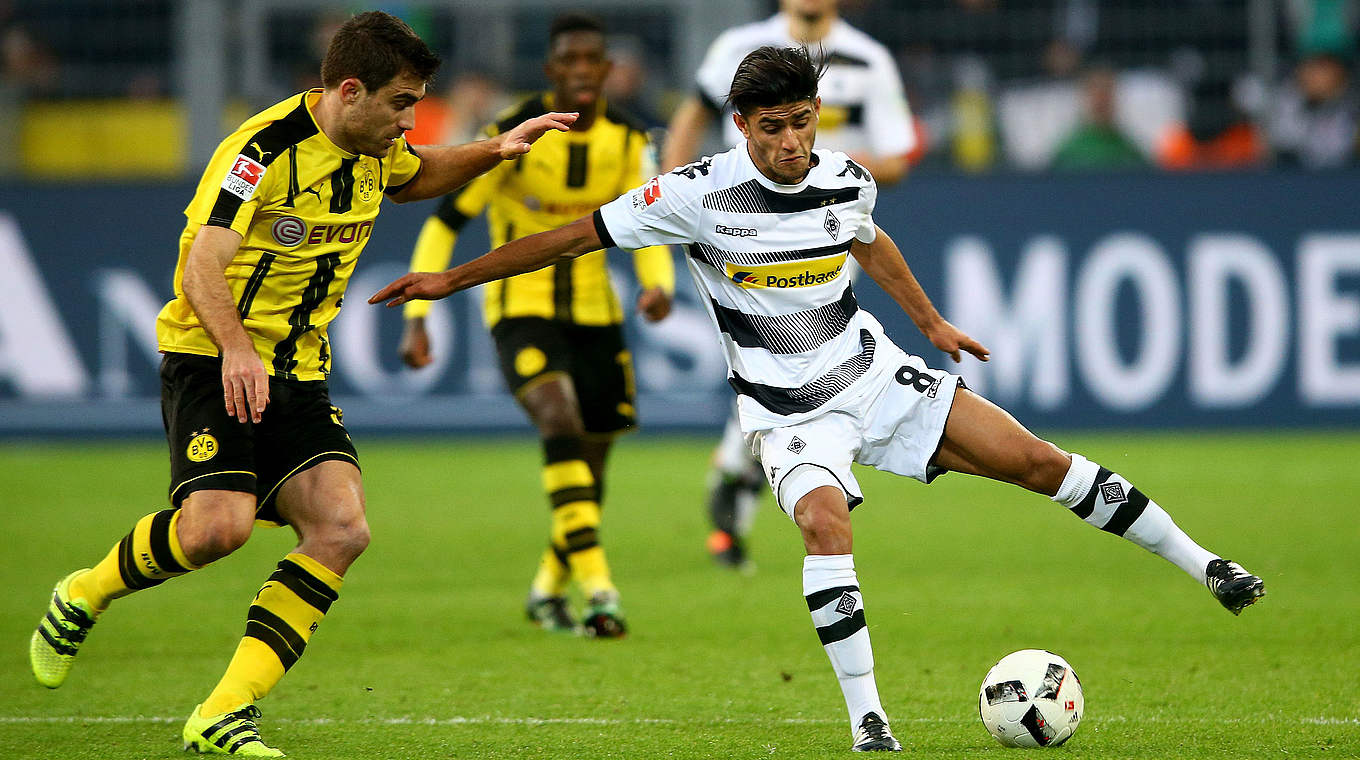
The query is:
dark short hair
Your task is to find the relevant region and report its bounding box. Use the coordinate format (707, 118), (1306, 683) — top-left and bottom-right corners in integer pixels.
(321, 11), (441, 91)
(548, 12), (605, 46)
(726, 46), (825, 116)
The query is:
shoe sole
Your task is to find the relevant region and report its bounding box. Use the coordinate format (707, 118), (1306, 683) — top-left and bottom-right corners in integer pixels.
(1225, 583), (1266, 615)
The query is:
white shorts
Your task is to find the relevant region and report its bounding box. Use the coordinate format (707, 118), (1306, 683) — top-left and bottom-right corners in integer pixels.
(746, 349), (962, 520)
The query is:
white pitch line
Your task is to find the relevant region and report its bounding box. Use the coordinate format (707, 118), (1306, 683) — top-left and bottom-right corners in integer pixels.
(0, 716), (1356, 726)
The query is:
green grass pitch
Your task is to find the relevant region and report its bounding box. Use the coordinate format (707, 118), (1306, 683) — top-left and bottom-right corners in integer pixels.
(1, 432), (1357, 759)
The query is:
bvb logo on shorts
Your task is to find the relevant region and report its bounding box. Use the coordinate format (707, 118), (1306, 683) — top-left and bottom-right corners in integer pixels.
(186, 430), (219, 462)
(357, 167), (376, 203)
(515, 346), (548, 377)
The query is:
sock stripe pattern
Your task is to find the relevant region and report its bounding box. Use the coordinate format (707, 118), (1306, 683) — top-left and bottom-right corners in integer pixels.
(147, 509), (189, 574)
(244, 606), (305, 671)
(809, 588), (868, 645)
(1064, 465), (1150, 537)
(115, 509), (190, 591)
(271, 559), (339, 613)
(542, 435), (613, 596)
(116, 531), (159, 591)
(805, 584), (859, 611)
(543, 436), (602, 557)
(563, 526), (599, 552)
(242, 556), (338, 674)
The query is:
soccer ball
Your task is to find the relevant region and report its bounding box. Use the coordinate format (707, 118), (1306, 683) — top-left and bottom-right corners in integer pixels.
(978, 649), (1083, 747)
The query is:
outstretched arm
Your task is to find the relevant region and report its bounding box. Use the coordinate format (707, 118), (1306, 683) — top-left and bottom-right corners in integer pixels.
(370, 215), (604, 307)
(850, 226), (989, 363)
(389, 112), (577, 202)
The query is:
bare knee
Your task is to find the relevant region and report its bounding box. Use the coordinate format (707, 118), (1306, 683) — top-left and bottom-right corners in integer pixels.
(178, 494), (256, 565)
(534, 406), (584, 439)
(303, 513), (370, 569)
(1017, 440), (1072, 496)
(335, 515), (371, 561)
(794, 488), (853, 555)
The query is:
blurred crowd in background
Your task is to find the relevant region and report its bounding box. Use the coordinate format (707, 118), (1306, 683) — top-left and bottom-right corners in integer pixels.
(1, 0), (1357, 177)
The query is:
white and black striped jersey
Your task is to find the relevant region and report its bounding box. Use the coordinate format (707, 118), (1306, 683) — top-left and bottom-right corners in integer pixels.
(595, 144), (901, 431)
(694, 13), (916, 159)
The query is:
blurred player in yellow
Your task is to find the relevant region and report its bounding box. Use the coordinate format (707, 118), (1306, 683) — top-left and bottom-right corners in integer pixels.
(398, 13), (674, 637)
(28, 11), (573, 757)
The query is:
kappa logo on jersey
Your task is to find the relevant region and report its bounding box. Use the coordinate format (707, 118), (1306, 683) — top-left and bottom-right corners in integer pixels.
(837, 158), (868, 180)
(670, 157), (712, 179)
(1100, 482), (1128, 505)
(715, 224), (758, 237)
(724, 255), (846, 289)
(223, 155), (266, 201)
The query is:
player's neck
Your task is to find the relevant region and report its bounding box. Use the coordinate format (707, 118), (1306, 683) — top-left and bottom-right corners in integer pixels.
(311, 90), (357, 155)
(785, 11), (835, 43)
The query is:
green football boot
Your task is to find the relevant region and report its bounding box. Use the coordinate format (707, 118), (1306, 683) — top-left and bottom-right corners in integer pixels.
(30, 569), (98, 688)
(183, 704), (285, 757)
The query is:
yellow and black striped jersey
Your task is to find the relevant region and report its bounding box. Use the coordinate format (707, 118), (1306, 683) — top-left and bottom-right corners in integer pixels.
(156, 89), (422, 380)
(405, 94), (673, 327)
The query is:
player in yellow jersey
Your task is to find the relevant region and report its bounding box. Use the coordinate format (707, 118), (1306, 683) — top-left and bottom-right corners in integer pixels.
(28, 12), (574, 757)
(398, 13), (674, 638)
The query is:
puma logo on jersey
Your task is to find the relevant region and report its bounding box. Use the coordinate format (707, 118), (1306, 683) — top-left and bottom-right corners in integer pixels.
(249, 141), (275, 163)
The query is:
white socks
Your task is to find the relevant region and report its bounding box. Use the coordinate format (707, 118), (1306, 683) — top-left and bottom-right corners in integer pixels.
(803, 554), (886, 730)
(1054, 454), (1216, 584)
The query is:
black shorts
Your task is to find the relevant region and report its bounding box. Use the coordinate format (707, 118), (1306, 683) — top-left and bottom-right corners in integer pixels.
(490, 318), (637, 436)
(160, 352), (359, 525)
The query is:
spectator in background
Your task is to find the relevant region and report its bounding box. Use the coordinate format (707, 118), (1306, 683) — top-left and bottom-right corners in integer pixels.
(1269, 52), (1359, 168)
(0, 21), (59, 175)
(1050, 66), (1148, 170)
(1156, 76), (1266, 171)
(2, 23), (58, 94)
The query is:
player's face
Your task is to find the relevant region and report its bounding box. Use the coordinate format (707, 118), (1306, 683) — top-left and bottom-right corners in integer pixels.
(735, 98), (820, 184)
(341, 70), (426, 157)
(545, 31), (611, 111)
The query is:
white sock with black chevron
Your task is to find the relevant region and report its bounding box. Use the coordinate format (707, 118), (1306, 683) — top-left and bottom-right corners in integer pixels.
(1053, 454), (1217, 584)
(803, 553), (886, 731)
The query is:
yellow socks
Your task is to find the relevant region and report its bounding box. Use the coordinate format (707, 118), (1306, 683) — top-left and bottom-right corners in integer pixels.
(69, 509), (198, 612)
(200, 553), (342, 717)
(542, 436), (615, 599)
(530, 546), (571, 598)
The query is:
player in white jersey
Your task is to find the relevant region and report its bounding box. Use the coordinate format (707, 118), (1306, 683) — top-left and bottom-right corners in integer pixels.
(371, 47), (1266, 753)
(664, 0), (918, 571)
